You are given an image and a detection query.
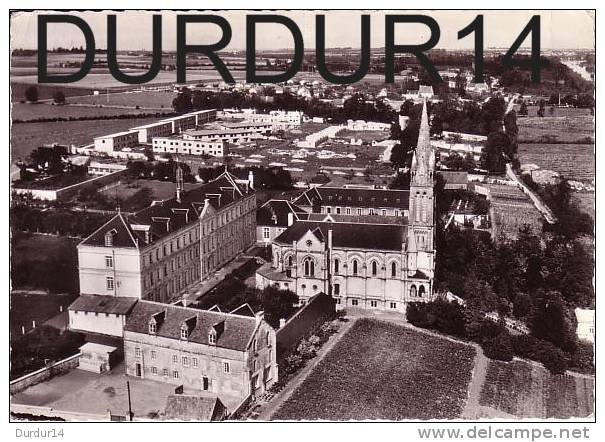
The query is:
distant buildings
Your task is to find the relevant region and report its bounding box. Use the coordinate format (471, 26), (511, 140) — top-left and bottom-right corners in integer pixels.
(218, 109), (304, 131)
(77, 171), (256, 303)
(123, 300), (277, 407)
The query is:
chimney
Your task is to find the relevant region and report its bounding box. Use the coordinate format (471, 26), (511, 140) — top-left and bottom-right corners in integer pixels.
(248, 170), (254, 189)
(327, 229), (333, 252)
(287, 212), (294, 227)
(279, 318), (286, 328)
(182, 293), (190, 307)
(255, 310), (264, 325)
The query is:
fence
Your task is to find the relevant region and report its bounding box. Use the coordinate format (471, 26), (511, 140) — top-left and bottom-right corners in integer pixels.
(10, 353), (81, 395)
(275, 292), (336, 360)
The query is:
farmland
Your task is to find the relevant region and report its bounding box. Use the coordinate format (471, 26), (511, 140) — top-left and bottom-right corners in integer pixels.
(10, 116), (160, 161)
(479, 359), (594, 419)
(273, 319), (476, 420)
(488, 184), (544, 239)
(67, 90), (177, 109)
(517, 143), (594, 183)
(12, 102), (173, 122)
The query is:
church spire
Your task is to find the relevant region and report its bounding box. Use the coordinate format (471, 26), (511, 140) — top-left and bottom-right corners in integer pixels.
(411, 100), (433, 187)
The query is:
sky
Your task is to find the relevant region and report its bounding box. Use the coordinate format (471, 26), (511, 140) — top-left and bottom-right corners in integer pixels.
(10, 10), (595, 52)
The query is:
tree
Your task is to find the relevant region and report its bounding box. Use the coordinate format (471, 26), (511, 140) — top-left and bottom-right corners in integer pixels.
(52, 90), (66, 105)
(172, 88), (193, 113)
(530, 290), (577, 353)
(480, 132), (510, 174)
(260, 286), (299, 328)
(24, 86), (39, 103)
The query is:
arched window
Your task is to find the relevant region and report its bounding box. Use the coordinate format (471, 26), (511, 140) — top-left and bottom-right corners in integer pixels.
(303, 258), (315, 277)
(419, 285), (426, 297)
(410, 285), (417, 297)
(371, 261), (378, 276)
(334, 258), (340, 275)
(391, 262), (397, 278)
(287, 255), (293, 267)
(352, 259), (358, 275)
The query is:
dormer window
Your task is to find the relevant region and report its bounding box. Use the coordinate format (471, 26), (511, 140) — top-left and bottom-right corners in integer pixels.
(149, 321), (156, 334)
(180, 325), (188, 340)
(104, 229), (116, 247)
(208, 331), (217, 345)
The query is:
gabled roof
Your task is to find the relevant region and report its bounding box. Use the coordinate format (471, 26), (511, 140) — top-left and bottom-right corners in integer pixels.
(124, 300), (259, 352)
(273, 221), (407, 252)
(292, 186), (410, 210)
(79, 172), (252, 248)
(79, 213), (142, 249)
(68, 295), (138, 315)
(164, 394), (225, 421)
(256, 199), (306, 227)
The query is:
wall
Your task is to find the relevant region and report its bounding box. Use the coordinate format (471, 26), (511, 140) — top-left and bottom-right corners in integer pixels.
(275, 292), (336, 360)
(10, 354), (81, 395)
(69, 310), (126, 337)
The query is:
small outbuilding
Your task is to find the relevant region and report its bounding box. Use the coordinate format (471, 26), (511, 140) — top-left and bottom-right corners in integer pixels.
(78, 342), (119, 373)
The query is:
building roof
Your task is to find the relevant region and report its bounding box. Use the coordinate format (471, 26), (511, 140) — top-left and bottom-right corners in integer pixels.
(69, 295), (138, 315)
(79, 172), (252, 249)
(293, 186), (410, 210)
(256, 199), (306, 227)
(438, 171), (469, 185)
(79, 342), (118, 354)
(124, 300), (259, 352)
(164, 394), (225, 421)
(273, 221), (407, 251)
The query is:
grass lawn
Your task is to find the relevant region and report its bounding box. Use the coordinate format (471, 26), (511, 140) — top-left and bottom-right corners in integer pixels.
(12, 102), (172, 121)
(518, 143), (594, 184)
(273, 319), (476, 420)
(479, 359), (594, 419)
(68, 90), (177, 108)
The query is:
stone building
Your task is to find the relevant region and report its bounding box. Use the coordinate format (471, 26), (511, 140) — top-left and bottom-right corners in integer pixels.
(123, 300), (277, 410)
(256, 101), (436, 312)
(78, 171), (256, 303)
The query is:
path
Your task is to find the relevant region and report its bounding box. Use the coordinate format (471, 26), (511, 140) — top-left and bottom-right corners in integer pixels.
(255, 317), (357, 421)
(462, 345), (490, 419)
(506, 163), (557, 224)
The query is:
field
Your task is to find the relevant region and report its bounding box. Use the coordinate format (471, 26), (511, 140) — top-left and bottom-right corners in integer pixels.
(10, 117), (160, 161)
(273, 319), (476, 420)
(517, 143), (594, 183)
(67, 90), (177, 108)
(12, 102), (173, 122)
(488, 184), (544, 239)
(479, 359), (594, 419)
(10, 82), (95, 101)
(515, 105), (592, 119)
(100, 179), (204, 205)
(339, 129), (390, 143)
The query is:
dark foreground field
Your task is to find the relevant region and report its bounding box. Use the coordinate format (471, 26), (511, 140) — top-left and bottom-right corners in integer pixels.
(273, 318), (476, 420)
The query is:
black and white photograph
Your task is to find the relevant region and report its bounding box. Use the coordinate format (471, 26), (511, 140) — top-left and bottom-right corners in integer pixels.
(6, 6), (597, 432)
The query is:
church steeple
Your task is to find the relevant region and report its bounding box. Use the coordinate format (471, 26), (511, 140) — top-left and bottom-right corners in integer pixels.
(411, 100), (433, 187)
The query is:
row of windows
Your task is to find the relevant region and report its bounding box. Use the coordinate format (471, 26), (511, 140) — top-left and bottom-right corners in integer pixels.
(322, 206), (402, 217)
(291, 257), (402, 278)
(331, 284), (426, 298)
(135, 348), (231, 373)
(72, 310), (120, 318)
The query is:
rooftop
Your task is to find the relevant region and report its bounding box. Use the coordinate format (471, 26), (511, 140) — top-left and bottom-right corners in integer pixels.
(293, 186), (410, 210)
(69, 295), (138, 315)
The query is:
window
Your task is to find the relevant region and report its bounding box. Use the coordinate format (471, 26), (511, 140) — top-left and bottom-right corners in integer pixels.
(287, 255), (293, 267)
(192, 358), (198, 367)
(303, 258), (315, 277)
(173, 371), (179, 379)
(151, 367), (157, 375)
(182, 356), (189, 366)
(371, 261), (378, 276)
(357, 208), (362, 215)
(151, 350), (156, 360)
(209, 332), (217, 345)
(326, 207), (332, 214)
(172, 355), (178, 363)
(352, 299), (359, 306)
(410, 285), (417, 297)
(370, 300), (378, 308)
(336, 207), (341, 214)
(149, 322), (156, 334)
(419, 286), (426, 298)
(391, 262), (397, 278)
(382, 209), (387, 216)
(223, 362), (230, 373)
(333, 283), (340, 295)
(346, 207), (351, 215)
(333, 258), (340, 274)
(163, 369), (169, 377)
(181, 327), (188, 339)
(104, 231), (114, 246)
(105, 255), (113, 268)
(106, 276), (114, 291)
(263, 227), (270, 239)
(390, 302), (397, 309)
(369, 208), (375, 215)
(266, 331), (271, 347)
(135, 347), (141, 358)
(352, 259), (358, 275)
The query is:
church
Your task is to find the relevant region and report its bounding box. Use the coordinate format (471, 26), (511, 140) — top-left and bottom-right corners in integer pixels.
(256, 101), (436, 312)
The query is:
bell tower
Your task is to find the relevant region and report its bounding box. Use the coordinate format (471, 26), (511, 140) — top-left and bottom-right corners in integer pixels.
(408, 100), (435, 277)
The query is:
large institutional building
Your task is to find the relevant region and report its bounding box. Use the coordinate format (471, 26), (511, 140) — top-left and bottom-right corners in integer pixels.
(256, 101), (436, 312)
(78, 171), (256, 303)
